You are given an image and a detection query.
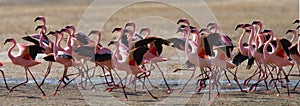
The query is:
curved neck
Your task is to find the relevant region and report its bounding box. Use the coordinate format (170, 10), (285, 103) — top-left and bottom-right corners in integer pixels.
(184, 29), (191, 55)
(7, 41), (16, 60)
(289, 30), (296, 43)
(256, 23), (262, 36)
(238, 28), (248, 54)
(53, 35), (58, 57)
(66, 33), (72, 48)
(263, 32), (273, 56)
(95, 33), (101, 53)
(297, 35), (300, 54)
(58, 33), (64, 50)
(39, 33), (46, 48)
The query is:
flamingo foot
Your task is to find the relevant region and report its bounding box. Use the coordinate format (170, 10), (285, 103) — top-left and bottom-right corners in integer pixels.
(264, 90), (269, 94)
(227, 83), (231, 86)
(61, 86), (65, 89)
(42, 95), (46, 99)
(241, 90), (248, 93)
(122, 98), (128, 101)
(178, 89), (183, 93)
(152, 96), (158, 100)
(9, 89), (14, 93)
(276, 93), (280, 96)
(106, 88), (113, 92)
(166, 89), (171, 94)
(291, 88), (296, 91)
(51, 93), (57, 96)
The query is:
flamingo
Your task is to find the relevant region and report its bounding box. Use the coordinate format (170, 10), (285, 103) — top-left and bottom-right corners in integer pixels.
(4, 38), (46, 98)
(47, 31), (82, 96)
(0, 62), (10, 90)
(288, 33), (300, 90)
(108, 33), (158, 100)
(177, 24), (212, 93)
(131, 34), (172, 93)
(262, 29), (294, 97)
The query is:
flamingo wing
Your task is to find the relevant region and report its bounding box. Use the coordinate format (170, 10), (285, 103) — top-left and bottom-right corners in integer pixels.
(167, 38), (191, 51)
(28, 45), (45, 60)
(73, 46), (94, 57)
(92, 53), (112, 62)
(43, 53), (55, 62)
(132, 46), (149, 65)
(57, 51), (72, 59)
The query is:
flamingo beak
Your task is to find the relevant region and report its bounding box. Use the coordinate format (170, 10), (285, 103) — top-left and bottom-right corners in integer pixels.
(4, 39), (12, 45)
(35, 25), (44, 31)
(88, 30), (99, 36)
(286, 30), (292, 34)
(235, 24), (243, 30)
(177, 18), (187, 24)
(206, 23), (214, 28)
(297, 25), (300, 29)
(112, 28), (122, 33)
(107, 41), (116, 46)
(252, 21), (259, 25)
(293, 20), (300, 24)
(34, 17), (42, 22)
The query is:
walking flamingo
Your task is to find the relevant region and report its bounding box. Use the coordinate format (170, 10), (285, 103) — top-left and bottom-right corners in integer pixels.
(47, 31), (82, 96)
(4, 38), (46, 98)
(262, 29), (294, 97)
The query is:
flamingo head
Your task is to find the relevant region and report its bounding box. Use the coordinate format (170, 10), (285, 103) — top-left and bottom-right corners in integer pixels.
(176, 25), (188, 33)
(235, 23), (244, 30)
(34, 16), (46, 24)
(4, 38), (15, 45)
(206, 22), (217, 28)
(262, 29), (272, 35)
(107, 40), (117, 46)
(62, 28), (72, 36)
(177, 18), (189, 25)
(124, 22), (135, 30)
(112, 27), (123, 33)
(47, 31), (58, 37)
(286, 29), (296, 34)
(139, 27), (150, 35)
(297, 25), (300, 29)
(293, 20), (300, 24)
(252, 20), (262, 25)
(242, 24), (252, 28)
(88, 30), (100, 36)
(199, 28), (210, 34)
(65, 25), (75, 34)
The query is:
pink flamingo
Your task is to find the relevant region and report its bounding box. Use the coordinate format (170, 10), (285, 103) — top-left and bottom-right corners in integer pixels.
(262, 29), (294, 97)
(108, 28), (158, 100)
(4, 38), (46, 98)
(0, 62), (10, 90)
(47, 31), (82, 96)
(132, 32), (172, 93)
(288, 31), (300, 90)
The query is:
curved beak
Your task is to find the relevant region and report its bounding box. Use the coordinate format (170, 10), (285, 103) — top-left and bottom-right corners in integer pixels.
(88, 30), (99, 36)
(293, 20), (300, 24)
(107, 41), (116, 46)
(4, 38), (12, 45)
(235, 24), (244, 30)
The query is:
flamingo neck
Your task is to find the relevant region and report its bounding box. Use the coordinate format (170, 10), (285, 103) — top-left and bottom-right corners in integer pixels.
(7, 41), (16, 60)
(290, 30), (296, 43)
(184, 29), (191, 55)
(57, 34), (64, 50)
(67, 33), (72, 49)
(238, 28), (247, 55)
(256, 23), (262, 36)
(263, 32), (273, 56)
(95, 33), (101, 53)
(53, 35), (58, 57)
(248, 26), (255, 56)
(297, 35), (300, 54)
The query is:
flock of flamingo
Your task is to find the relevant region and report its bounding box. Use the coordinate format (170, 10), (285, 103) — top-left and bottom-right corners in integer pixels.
(0, 16), (299, 100)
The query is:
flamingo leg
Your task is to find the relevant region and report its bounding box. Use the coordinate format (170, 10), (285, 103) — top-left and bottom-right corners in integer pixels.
(155, 63), (171, 93)
(113, 69), (128, 100)
(136, 75), (158, 99)
(10, 67), (28, 92)
(39, 61), (53, 87)
(0, 69), (10, 90)
(52, 67), (68, 96)
(27, 68), (46, 98)
(179, 66), (196, 93)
